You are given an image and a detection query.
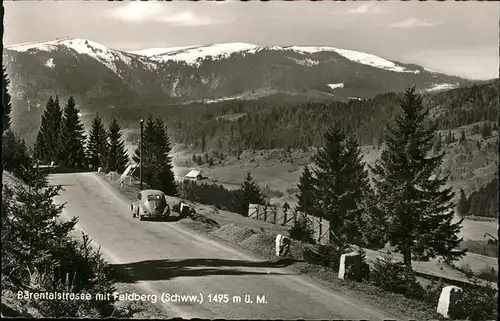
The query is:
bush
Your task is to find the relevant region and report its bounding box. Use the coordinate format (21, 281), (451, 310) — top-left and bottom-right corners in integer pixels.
(25, 234), (116, 317)
(369, 254), (425, 299)
(288, 217), (316, 244)
(423, 280), (447, 304)
(2, 130), (34, 183)
(2, 177), (116, 317)
(178, 180), (242, 214)
(302, 242), (350, 271)
(452, 282), (498, 320)
(345, 248), (371, 282)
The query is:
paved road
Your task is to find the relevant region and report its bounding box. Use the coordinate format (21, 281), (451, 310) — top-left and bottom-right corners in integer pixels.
(50, 173), (398, 320)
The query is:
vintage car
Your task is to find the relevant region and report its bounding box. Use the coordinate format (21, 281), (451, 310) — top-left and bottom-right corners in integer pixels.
(131, 189), (171, 221)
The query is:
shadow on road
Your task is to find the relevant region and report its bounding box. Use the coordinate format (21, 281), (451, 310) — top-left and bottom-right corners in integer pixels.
(110, 257), (301, 283)
(140, 215), (184, 222)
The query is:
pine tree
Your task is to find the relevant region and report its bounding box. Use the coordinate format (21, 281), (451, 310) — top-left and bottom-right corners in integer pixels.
(311, 126), (370, 245)
(296, 165), (317, 216)
(239, 172), (265, 216)
(371, 87), (465, 270)
(151, 118), (177, 196)
(2, 130), (32, 180)
(133, 115), (156, 186)
(87, 114), (108, 171)
(132, 115), (176, 195)
(457, 188), (470, 217)
(106, 118), (129, 173)
(459, 130), (466, 144)
(58, 97), (87, 168)
(34, 96), (63, 164)
(2, 66), (12, 134)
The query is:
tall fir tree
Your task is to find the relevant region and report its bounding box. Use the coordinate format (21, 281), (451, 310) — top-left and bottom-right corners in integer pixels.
(2, 130), (32, 180)
(296, 165), (317, 216)
(239, 172), (265, 216)
(58, 97), (87, 168)
(106, 118), (129, 173)
(2, 66), (12, 134)
(87, 114), (108, 171)
(311, 126), (370, 245)
(151, 118), (177, 196)
(34, 96), (63, 164)
(133, 114), (156, 186)
(371, 87), (465, 270)
(456, 188), (470, 217)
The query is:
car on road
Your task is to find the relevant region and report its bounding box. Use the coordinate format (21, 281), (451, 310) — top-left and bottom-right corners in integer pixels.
(131, 189), (171, 221)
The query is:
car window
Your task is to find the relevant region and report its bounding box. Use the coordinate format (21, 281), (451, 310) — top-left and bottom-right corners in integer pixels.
(147, 194), (162, 201)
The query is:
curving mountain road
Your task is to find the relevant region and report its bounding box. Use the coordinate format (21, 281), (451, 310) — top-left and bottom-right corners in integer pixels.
(50, 173), (399, 320)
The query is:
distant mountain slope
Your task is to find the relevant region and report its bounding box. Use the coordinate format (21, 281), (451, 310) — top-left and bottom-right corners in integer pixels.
(4, 38), (472, 105)
(2, 38), (483, 146)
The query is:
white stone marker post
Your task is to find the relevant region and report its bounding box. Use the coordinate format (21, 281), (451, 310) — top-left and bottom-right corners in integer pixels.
(437, 285), (463, 318)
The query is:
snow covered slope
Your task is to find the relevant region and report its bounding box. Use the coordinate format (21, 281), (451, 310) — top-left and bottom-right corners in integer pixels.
(129, 42), (420, 73)
(6, 38), (134, 77)
(128, 46), (200, 57)
(327, 83), (344, 90)
(425, 83), (460, 92)
(4, 38), (472, 112)
(141, 43), (263, 65)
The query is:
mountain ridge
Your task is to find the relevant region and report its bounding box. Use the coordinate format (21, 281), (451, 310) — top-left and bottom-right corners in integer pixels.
(5, 38), (466, 78)
(3, 37), (483, 146)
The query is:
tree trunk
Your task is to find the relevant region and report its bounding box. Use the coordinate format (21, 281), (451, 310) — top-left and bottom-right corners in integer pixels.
(403, 245), (412, 272)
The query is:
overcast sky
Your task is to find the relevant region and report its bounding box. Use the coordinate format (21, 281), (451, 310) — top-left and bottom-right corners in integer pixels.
(3, 1), (499, 79)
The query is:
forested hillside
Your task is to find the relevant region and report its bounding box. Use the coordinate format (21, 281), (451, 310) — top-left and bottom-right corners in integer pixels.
(156, 80), (498, 152)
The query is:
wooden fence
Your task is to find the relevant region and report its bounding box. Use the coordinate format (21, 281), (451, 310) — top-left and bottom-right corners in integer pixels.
(248, 204), (331, 244)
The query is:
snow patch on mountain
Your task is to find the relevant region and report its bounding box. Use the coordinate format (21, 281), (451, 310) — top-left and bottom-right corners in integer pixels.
(128, 46), (200, 57)
(147, 43), (263, 65)
(425, 83), (459, 92)
(330, 48), (418, 73)
(44, 58), (55, 69)
(327, 83), (344, 90)
(348, 96), (363, 101)
(125, 41), (421, 74)
(289, 57), (319, 67)
(204, 95), (244, 104)
(283, 46), (419, 73)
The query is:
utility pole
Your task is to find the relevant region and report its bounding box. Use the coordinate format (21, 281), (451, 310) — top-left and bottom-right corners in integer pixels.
(140, 118), (144, 190)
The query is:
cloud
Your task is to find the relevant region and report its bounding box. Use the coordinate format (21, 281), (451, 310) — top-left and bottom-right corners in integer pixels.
(390, 18), (438, 28)
(160, 12), (227, 26)
(347, 3), (382, 14)
(109, 3), (164, 23)
(108, 3), (229, 26)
